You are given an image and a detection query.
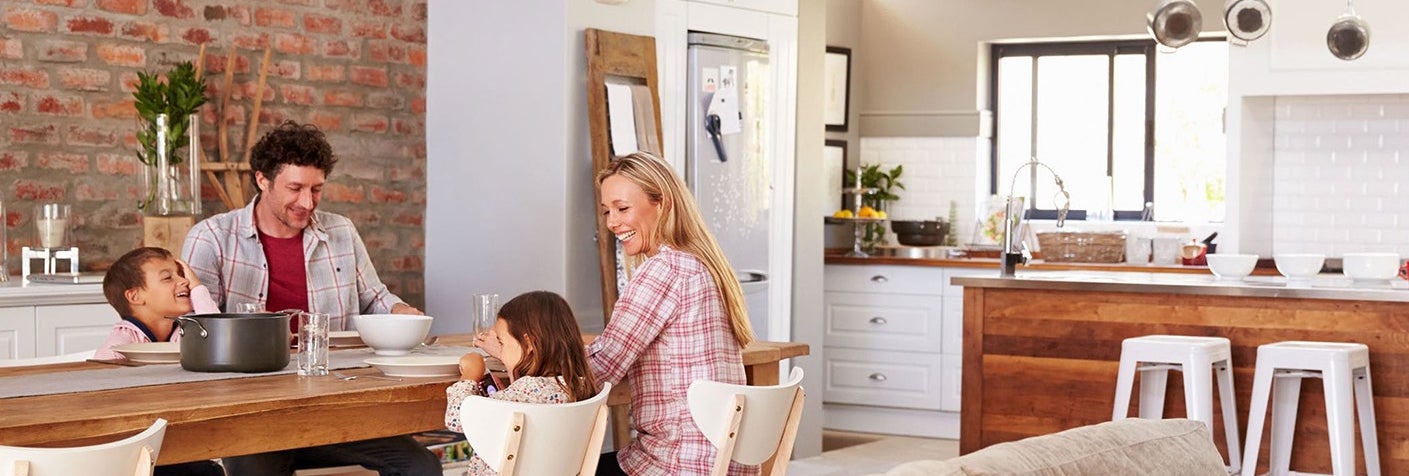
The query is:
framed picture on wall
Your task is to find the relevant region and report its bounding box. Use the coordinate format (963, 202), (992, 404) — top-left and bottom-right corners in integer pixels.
(824, 139), (847, 210)
(824, 46), (851, 132)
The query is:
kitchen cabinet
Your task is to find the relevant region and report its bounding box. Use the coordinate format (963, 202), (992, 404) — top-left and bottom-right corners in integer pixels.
(1229, 0), (1409, 97)
(823, 264), (984, 437)
(0, 283), (113, 359)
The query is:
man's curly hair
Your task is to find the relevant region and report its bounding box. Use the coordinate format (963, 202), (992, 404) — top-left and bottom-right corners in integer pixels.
(249, 121), (338, 189)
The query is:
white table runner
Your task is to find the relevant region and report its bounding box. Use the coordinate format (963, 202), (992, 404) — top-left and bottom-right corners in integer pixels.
(0, 345), (473, 400)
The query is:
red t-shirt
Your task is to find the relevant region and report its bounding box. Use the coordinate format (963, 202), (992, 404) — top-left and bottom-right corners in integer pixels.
(259, 230), (308, 333)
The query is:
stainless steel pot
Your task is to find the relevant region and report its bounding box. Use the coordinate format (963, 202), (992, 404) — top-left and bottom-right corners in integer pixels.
(1327, 2), (1369, 61)
(1224, 0), (1271, 44)
(173, 312), (291, 373)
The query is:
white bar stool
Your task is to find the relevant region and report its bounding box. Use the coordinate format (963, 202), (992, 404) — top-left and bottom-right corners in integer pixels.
(1241, 341), (1380, 476)
(1112, 335), (1241, 474)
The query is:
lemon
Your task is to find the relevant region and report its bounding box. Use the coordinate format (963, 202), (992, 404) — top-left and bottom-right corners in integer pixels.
(833, 209), (854, 218)
(858, 206), (878, 218)
(876, 210), (888, 219)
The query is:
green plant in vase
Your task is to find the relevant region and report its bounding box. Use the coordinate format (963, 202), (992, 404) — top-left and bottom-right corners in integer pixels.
(133, 61), (207, 215)
(843, 163), (904, 249)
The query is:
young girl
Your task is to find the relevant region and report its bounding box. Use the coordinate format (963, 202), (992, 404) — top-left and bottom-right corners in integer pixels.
(446, 291), (599, 476)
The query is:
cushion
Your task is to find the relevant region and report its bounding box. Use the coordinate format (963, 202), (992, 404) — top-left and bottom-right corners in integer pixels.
(877, 419), (1227, 476)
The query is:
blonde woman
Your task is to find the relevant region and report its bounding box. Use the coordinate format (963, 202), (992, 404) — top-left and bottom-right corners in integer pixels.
(592, 152), (755, 475)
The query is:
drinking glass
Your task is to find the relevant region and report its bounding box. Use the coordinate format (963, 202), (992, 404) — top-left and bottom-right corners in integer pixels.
(473, 293), (500, 337)
(235, 302), (265, 313)
(34, 203), (71, 249)
(297, 311), (330, 376)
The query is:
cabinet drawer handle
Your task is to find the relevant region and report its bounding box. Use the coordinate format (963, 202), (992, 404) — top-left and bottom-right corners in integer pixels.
(868, 372), (888, 382)
(868, 316), (888, 325)
(870, 275), (888, 284)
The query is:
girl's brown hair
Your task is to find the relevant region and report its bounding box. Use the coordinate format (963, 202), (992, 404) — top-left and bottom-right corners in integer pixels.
(595, 152), (755, 347)
(499, 291), (599, 402)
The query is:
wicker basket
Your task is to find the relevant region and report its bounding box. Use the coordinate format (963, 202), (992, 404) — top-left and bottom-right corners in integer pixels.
(1037, 231), (1127, 263)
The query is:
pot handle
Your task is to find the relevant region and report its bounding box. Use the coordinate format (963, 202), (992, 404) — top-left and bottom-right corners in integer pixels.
(171, 316), (209, 338)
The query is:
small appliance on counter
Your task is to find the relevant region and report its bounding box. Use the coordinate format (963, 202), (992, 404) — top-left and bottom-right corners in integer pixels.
(21, 203), (79, 282)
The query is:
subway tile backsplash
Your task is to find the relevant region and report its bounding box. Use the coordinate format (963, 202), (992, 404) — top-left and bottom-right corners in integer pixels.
(1273, 94), (1409, 256)
(859, 137), (983, 244)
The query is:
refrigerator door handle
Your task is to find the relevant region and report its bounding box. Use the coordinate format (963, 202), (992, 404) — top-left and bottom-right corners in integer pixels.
(737, 270), (768, 293)
(705, 113), (728, 162)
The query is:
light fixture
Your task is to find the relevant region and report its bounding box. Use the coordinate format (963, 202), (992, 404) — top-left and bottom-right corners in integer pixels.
(1327, 0), (1369, 61)
(1224, 0), (1271, 45)
(1147, 0), (1203, 51)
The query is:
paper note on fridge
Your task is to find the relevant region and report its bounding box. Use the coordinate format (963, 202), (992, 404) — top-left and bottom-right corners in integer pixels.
(706, 87), (742, 135)
(606, 83), (639, 156)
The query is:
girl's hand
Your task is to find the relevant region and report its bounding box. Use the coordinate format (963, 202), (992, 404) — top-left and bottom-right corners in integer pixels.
(473, 331), (503, 360)
(459, 353), (486, 379)
(176, 259), (201, 288)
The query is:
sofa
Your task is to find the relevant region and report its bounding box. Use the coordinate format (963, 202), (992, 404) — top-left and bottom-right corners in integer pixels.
(870, 419), (1227, 476)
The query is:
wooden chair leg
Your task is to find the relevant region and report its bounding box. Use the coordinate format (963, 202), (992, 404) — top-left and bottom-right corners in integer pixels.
(764, 388), (806, 476)
(711, 394), (746, 476)
(133, 446), (153, 476)
(15, 461), (30, 476)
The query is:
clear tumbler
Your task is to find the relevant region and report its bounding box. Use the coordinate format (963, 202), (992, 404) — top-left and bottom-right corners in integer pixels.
(473, 293), (499, 336)
(297, 311), (330, 376)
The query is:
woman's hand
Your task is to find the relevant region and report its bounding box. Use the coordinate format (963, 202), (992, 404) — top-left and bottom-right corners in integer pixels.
(473, 331), (503, 360)
(176, 259), (201, 288)
(458, 353), (486, 380)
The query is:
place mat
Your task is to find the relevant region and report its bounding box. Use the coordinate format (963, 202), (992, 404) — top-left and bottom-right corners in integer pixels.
(0, 345), (475, 400)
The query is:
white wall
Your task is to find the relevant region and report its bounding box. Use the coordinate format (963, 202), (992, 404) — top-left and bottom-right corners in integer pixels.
(426, 0), (570, 334)
(792, 0), (825, 458)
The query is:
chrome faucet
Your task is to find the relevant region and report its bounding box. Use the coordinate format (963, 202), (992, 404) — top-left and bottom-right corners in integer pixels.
(1001, 157), (1070, 277)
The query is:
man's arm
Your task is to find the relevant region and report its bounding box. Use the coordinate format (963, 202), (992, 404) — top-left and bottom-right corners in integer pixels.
(181, 223), (226, 311)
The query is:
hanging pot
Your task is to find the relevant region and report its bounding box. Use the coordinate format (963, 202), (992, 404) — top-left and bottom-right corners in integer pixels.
(1224, 0), (1271, 44)
(1148, 0), (1203, 50)
(1327, 1), (1370, 61)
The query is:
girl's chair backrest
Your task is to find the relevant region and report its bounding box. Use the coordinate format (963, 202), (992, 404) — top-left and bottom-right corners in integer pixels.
(0, 418), (167, 476)
(458, 382), (613, 476)
(688, 367), (807, 476)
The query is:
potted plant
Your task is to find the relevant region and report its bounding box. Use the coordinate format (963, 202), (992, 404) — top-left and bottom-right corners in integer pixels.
(844, 163), (904, 248)
(133, 61), (206, 216)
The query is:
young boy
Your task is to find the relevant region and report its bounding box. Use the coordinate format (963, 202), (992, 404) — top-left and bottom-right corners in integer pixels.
(94, 247), (220, 361)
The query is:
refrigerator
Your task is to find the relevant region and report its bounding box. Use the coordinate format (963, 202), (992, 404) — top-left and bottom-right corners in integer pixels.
(685, 32), (773, 340)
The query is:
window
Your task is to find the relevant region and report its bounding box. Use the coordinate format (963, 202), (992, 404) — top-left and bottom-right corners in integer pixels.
(990, 39), (1227, 222)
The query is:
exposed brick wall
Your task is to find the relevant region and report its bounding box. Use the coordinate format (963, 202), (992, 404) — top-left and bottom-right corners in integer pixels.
(1, 0), (428, 307)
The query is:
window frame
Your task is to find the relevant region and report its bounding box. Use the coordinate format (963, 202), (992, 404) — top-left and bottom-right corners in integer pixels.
(989, 38), (1220, 221)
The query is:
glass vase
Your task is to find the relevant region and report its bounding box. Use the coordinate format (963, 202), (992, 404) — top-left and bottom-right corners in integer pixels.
(140, 114), (202, 216)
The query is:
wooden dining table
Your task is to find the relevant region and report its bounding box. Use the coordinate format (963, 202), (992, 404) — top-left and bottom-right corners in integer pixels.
(0, 334), (809, 465)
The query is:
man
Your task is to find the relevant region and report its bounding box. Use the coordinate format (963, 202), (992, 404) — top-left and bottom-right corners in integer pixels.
(183, 121), (439, 476)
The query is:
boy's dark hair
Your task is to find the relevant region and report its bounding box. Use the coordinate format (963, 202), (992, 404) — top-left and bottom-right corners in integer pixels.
(103, 247), (175, 317)
(499, 291), (600, 402)
(249, 121), (338, 190)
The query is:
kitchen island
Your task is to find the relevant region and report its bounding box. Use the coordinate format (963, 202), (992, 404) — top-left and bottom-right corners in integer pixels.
(954, 271), (1408, 474)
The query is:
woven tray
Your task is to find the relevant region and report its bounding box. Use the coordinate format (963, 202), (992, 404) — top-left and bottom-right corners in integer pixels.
(1037, 231), (1127, 263)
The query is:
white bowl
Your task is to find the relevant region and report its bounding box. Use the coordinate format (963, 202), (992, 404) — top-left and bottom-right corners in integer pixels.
(1342, 252), (1400, 281)
(1274, 254), (1326, 279)
(1206, 254), (1258, 280)
(354, 314), (433, 356)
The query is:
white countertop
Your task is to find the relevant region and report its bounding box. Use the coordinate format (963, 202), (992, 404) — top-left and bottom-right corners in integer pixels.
(0, 278), (106, 307)
(952, 270), (1409, 303)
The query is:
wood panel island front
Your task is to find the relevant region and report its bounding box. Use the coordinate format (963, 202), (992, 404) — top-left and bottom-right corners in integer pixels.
(954, 272), (1408, 475)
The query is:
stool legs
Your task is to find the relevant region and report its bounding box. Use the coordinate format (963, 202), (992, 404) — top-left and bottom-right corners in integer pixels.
(1356, 367), (1381, 476)
(1269, 373), (1303, 475)
(1216, 360), (1242, 475)
(1139, 367), (1171, 419)
(1242, 358), (1275, 475)
(1325, 361), (1358, 476)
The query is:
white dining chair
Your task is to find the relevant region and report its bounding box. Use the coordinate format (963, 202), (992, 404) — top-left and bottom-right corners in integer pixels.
(0, 350), (97, 368)
(0, 418), (166, 476)
(458, 381), (613, 476)
(688, 367), (806, 476)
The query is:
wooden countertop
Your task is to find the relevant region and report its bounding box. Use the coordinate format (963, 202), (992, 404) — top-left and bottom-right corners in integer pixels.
(825, 254), (1282, 276)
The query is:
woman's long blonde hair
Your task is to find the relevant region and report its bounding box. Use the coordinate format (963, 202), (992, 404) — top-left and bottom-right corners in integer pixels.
(597, 152), (755, 347)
